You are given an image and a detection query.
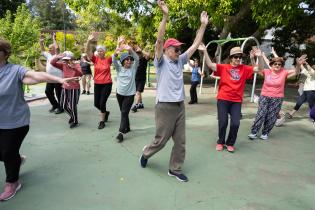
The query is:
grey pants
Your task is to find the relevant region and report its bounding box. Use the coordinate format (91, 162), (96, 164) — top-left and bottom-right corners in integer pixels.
(143, 102), (186, 173)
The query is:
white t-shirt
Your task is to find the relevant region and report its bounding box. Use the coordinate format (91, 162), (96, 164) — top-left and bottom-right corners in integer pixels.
(301, 67), (315, 91)
(42, 52), (63, 78)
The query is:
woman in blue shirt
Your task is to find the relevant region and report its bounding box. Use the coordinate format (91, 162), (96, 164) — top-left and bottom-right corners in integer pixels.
(189, 58), (203, 104)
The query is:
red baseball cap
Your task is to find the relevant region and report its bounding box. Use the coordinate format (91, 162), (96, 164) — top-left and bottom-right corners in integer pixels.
(163, 38), (184, 49)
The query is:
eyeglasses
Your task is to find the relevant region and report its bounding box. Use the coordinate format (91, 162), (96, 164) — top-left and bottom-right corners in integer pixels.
(273, 62), (282, 66)
(232, 55), (242, 59)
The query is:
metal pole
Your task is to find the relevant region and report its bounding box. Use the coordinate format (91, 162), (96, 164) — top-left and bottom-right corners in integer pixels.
(63, 2), (66, 51)
(146, 60), (151, 87)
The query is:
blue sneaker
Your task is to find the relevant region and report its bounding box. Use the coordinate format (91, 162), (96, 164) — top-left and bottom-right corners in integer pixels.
(168, 170), (188, 182)
(139, 155), (148, 168)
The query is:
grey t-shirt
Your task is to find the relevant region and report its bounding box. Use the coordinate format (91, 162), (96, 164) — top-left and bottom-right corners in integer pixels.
(112, 51), (139, 96)
(0, 63), (30, 129)
(42, 52), (63, 78)
(154, 53), (188, 103)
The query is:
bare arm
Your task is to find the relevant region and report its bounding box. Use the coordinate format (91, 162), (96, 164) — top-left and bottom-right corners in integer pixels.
(287, 56), (306, 78)
(52, 33), (60, 54)
(198, 43), (216, 71)
(22, 71), (77, 86)
(185, 11), (209, 59)
(271, 47), (279, 58)
(50, 54), (64, 70)
(85, 34), (95, 60)
(155, 0), (168, 60)
(39, 34), (45, 52)
(262, 52), (271, 68)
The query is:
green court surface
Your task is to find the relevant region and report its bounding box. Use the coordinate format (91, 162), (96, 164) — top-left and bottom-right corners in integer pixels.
(1, 85), (315, 210)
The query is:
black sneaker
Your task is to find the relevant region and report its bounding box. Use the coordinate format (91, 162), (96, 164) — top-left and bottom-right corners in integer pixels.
(82, 90), (86, 94)
(54, 108), (64, 114)
(104, 111), (110, 122)
(70, 122), (78, 129)
(98, 121), (105, 129)
(131, 105), (138, 113)
(124, 127), (131, 133)
(138, 103), (144, 109)
(139, 154), (148, 168)
(116, 133), (123, 143)
(68, 118), (74, 124)
(168, 170), (188, 182)
(87, 91), (90, 95)
(49, 106), (58, 113)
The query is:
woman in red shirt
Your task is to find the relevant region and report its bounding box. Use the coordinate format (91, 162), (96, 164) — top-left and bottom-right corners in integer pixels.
(200, 45), (257, 152)
(86, 35), (113, 129)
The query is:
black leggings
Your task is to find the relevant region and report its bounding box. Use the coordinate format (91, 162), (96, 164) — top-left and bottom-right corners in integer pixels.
(94, 83), (112, 113)
(190, 81), (199, 103)
(0, 125), (29, 183)
(294, 91), (307, 111)
(116, 94), (134, 133)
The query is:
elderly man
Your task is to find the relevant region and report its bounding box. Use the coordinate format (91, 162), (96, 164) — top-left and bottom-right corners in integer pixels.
(139, 0), (208, 182)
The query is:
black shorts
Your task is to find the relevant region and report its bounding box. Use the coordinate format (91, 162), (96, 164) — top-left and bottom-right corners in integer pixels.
(136, 80), (146, 92)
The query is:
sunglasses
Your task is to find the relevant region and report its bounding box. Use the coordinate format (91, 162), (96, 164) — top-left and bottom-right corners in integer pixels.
(232, 55), (242, 59)
(273, 62), (282, 66)
(125, 57), (134, 61)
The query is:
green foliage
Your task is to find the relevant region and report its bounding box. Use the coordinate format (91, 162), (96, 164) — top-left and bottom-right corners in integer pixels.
(28, 0), (76, 30)
(0, 4), (41, 67)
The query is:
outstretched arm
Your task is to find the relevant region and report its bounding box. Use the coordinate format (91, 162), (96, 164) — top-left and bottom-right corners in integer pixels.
(185, 11), (209, 59)
(23, 70), (77, 85)
(155, 0), (168, 60)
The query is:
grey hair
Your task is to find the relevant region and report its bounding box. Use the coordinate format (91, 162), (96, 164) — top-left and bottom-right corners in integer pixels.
(96, 45), (106, 51)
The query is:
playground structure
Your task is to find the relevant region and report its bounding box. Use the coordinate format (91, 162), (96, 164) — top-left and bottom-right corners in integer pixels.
(200, 37), (260, 102)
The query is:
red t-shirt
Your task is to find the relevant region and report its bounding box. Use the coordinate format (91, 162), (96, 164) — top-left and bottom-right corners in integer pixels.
(214, 64), (254, 102)
(92, 55), (112, 84)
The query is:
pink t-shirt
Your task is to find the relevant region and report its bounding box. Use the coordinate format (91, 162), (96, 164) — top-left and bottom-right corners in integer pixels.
(261, 68), (288, 98)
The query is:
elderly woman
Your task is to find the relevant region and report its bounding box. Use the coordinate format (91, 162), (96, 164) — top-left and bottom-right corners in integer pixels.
(248, 52), (305, 140)
(51, 51), (83, 128)
(86, 35), (113, 129)
(112, 38), (139, 142)
(200, 44), (258, 152)
(0, 38), (75, 201)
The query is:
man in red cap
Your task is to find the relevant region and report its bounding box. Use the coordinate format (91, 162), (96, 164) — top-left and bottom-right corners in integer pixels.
(139, 0), (209, 182)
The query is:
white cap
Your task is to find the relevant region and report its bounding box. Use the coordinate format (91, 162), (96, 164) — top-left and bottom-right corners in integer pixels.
(62, 51), (74, 60)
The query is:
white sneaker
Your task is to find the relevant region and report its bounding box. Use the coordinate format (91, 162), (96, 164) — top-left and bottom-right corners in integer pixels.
(260, 134), (268, 140)
(248, 133), (258, 140)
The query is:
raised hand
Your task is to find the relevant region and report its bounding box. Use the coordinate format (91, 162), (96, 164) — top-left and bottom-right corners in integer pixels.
(253, 47), (262, 57)
(52, 33), (56, 41)
(87, 34), (95, 42)
(117, 36), (126, 48)
(198, 43), (207, 51)
(158, 0), (168, 15)
(200, 11), (209, 26)
(250, 50), (255, 59)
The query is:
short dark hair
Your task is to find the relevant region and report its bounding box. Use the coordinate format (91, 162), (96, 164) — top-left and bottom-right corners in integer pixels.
(0, 38), (12, 58)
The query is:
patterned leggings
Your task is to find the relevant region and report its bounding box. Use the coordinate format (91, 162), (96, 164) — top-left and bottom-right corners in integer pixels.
(251, 96), (283, 135)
